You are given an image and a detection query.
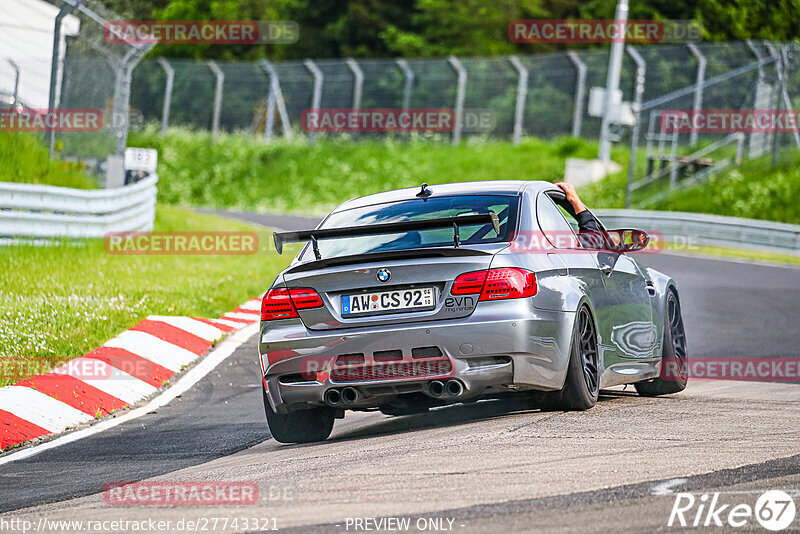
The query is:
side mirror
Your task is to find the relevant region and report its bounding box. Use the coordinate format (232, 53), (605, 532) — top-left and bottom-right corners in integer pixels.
(605, 228), (650, 252)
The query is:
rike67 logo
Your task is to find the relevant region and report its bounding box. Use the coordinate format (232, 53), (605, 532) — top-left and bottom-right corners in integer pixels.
(669, 490), (796, 531)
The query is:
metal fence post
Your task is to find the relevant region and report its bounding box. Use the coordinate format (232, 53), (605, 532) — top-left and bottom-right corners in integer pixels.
(47, 0), (87, 155)
(566, 52), (586, 138)
(112, 45), (150, 156)
(207, 61), (224, 140)
(157, 58), (174, 135)
(304, 59), (323, 143)
(508, 56), (528, 145)
(599, 0), (629, 163)
(261, 60), (292, 139)
(779, 46), (800, 149)
(746, 40), (765, 79)
(765, 42), (783, 167)
(686, 43), (706, 147)
(625, 47), (646, 208)
(111, 54), (132, 156)
(345, 58), (363, 111)
(264, 88), (277, 142)
(396, 59), (414, 112)
(6, 59), (19, 106)
(346, 58), (363, 139)
(669, 129), (679, 188)
(447, 56), (467, 145)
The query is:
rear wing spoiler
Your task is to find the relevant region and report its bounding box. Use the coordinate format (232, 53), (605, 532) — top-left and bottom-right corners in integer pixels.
(273, 212), (500, 259)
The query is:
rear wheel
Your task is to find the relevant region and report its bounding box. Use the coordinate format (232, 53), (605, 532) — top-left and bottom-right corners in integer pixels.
(262, 388), (335, 443)
(635, 289), (688, 396)
(541, 306), (600, 411)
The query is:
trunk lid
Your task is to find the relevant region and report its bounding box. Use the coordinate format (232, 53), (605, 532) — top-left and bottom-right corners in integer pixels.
(281, 244), (505, 330)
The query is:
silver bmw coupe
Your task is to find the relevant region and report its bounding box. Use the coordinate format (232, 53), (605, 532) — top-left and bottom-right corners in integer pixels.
(259, 181), (688, 443)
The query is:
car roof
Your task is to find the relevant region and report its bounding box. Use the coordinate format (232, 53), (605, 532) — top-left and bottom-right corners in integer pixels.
(331, 180), (556, 213)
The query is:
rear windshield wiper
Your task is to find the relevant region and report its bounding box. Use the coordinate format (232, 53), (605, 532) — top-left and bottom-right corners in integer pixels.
(273, 212), (500, 260)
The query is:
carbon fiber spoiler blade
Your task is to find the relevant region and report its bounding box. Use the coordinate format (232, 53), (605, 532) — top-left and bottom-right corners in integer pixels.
(273, 212), (500, 256)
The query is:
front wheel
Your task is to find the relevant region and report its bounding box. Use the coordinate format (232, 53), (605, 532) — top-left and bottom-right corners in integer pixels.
(540, 306), (600, 411)
(263, 388), (335, 443)
(635, 289), (688, 396)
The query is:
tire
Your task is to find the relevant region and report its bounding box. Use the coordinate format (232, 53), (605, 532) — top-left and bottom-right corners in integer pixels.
(541, 305), (600, 411)
(262, 388), (335, 444)
(635, 289), (688, 396)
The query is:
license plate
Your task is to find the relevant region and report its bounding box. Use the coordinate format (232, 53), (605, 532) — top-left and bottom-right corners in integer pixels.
(342, 287), (435, 316)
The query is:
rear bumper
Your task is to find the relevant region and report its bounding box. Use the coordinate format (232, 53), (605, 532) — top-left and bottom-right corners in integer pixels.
(259, 301), (576, 413)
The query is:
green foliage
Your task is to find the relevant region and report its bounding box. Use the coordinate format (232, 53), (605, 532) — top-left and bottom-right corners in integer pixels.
(129, 126), (627, 214)
(107, 0), (800, 60)
(579, 151), (800, 225)
(648, 156), (800, 224)
(132, 125), (800, 225)
(0, 133), (97, 189)
(697, 0), (800, 43)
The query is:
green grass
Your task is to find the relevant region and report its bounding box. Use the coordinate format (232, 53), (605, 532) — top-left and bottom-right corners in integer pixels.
(128, 126), (630, 215)
(0, 132), (98, 189)
(130, 126), (800, 225)
(0, 206), (292, 387)
(579, 149), (800, 225)
(644, 155), (800, 225)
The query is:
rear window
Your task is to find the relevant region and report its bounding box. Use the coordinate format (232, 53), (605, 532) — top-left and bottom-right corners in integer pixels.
(300, 195), (519, 260)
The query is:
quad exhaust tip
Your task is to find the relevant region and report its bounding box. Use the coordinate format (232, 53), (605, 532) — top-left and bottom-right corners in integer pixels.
(445, 379), (463, 397)
(429, 379), (463, 398)
(324, 389), (342, 406)
(341, 387), (359, 404)
(429, 380), (445, 397)
(325, 387), (360, 406)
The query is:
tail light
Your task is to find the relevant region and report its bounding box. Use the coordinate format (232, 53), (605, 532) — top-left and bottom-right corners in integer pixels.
(451, 268), (537, 301)
(451, 270), (487, 295)
(288, 288), (324, 309)
(261, 288), (324, 321)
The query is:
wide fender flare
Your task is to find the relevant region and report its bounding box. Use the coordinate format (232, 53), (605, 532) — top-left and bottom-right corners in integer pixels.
(549, 294), (599, 390)
(643, 267), (679, 356)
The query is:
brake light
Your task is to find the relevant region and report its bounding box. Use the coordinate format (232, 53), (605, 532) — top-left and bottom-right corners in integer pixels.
(451, 268), (537, 301)
(288, 288), (324, 309)
(451, 270), (487, 295)
(482, 268), (537, 300)
(261, 288), (323, 321)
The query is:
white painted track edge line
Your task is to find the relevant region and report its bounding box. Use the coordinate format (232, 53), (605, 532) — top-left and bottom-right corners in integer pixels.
(0, 323), (259, 466)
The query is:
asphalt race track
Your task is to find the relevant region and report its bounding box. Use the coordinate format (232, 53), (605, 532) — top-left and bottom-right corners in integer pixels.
(1, 212), (799, 532)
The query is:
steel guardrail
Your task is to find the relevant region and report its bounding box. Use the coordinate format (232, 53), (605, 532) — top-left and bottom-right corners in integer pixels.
(0, 174), (158, 238)
(594, 209), (800, 254)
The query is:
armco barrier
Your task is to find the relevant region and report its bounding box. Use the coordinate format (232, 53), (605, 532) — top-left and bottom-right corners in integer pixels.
(594, 209), (800, 254)
(0, 174), (158, 238)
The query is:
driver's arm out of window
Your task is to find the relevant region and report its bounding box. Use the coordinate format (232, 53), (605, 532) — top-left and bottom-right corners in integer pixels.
(575, 210), (602, 232)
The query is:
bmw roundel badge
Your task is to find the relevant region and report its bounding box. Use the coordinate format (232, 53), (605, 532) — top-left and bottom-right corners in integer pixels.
(376, 268), (391, 283)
